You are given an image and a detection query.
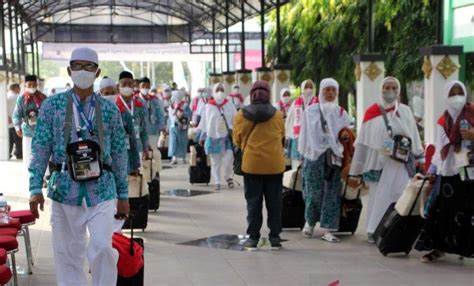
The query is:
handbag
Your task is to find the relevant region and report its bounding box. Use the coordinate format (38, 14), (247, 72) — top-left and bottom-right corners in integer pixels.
(128, 174), (149, 198)
(319, 105), (342, 179)
(379, 105), (412, 163)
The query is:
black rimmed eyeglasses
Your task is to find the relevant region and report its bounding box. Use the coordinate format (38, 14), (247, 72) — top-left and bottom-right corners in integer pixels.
(70, 62), (98, 72)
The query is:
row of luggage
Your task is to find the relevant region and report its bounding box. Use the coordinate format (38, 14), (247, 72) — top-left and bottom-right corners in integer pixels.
(281, 167), (365, 234)
(281, 167), (433, 256)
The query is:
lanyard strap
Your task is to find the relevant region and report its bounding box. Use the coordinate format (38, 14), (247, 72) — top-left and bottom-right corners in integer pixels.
(64, 93), (105, 162)
(119, 95), (134, 116)
(72, 93), (96, 135)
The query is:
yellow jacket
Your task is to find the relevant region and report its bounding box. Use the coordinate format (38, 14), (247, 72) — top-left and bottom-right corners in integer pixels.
(233, 105), (285, 175)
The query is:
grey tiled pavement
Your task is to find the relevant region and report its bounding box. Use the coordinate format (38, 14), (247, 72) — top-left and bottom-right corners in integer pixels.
(1, 159), (473, 286)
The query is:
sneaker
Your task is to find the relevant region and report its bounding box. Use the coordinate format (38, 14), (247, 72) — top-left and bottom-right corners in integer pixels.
(214, 184), (221, 191)
(367, 233), (375, 244)
(182, 159), (187, 164)
(270, 241), (282, 251)
(170, 159), (177, 165)
(302, 223), (314, 238)
(244, 239), (258, 251)
(321, 233), (340, 243)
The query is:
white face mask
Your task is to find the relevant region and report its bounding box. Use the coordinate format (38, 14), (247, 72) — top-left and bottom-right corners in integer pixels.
(304, 88), (313, 97)
(140, 88), (150, 96)
(282, 96), (290, 104)
(214, 91), (226, 104)
(382, 90), (398, 104)
(233, 89), (239, 93)
(447, 95), (466, 111)
(26, 87), (37, 94)
(102, 94), (117, 103)
(71, 70), (96, 89)
(120, 87), (134, 97)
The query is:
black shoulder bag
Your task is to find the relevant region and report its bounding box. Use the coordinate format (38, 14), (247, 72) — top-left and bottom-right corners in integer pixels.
(63, 94), (108, 182)
(319, 105), (342, 180)
(378, 105), (412, 164)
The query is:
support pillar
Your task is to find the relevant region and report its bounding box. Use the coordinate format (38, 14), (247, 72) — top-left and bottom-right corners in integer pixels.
(236, 69), (252, 98)
(353, 54), (385, 130)
(420, 45), (463, 144)
(222, 71), (236, 95)
(272, 64), (292, 104)
(256, 67), (273, 85)
(0, 70), (8, 161)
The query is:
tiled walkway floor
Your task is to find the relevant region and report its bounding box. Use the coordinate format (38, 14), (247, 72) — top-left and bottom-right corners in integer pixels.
(1, 159), (473, 286)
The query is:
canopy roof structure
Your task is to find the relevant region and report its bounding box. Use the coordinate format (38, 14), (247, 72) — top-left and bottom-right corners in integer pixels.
(15, 0), (288, 44)
(1, 0), (289, 78)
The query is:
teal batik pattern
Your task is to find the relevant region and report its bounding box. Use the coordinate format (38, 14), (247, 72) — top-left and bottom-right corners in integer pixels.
(303, 154), (342, 230)
(12, 93), (45, 137)
(29, 91), (129, 207)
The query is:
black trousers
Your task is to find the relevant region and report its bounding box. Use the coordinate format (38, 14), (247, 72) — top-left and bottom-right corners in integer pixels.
(244, 174), (283, 242)
(9, 127), (22, 159)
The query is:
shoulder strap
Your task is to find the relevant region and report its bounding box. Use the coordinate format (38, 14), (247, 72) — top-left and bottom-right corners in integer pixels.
(242, 122), (257, 152)
(95, 95), (105, 161)
(218, 106), (234, 148)
(318, 105), (328, 134)
(378, 104), (393, 138)
(64, 94), (73, 147)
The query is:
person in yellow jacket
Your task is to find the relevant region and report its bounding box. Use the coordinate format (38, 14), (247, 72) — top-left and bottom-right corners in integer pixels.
(233, 80), (285, 251)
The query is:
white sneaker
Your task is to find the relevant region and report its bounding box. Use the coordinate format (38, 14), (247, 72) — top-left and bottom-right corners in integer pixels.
(170, 158), (177, 165)
(301, 223), (314, 238)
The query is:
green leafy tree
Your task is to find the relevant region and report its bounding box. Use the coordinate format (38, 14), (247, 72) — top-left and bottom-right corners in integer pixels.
(267, 0), (440, 107)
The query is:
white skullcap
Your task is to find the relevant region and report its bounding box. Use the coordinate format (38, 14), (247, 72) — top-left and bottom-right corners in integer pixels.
(99, 77), (116, 90)
(70, 47), (99, 64)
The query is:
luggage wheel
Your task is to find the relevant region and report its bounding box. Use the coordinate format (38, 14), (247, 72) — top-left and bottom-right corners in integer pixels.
(382, 253), (387, 257)
(142, 228), (145, 232)
(405, 251), (410, 255)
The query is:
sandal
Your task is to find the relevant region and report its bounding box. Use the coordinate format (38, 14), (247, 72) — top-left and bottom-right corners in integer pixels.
(421, 250), (445, 263)
(227, 178), (234, 189)
(301, 223), (314, 238)
(321, 233), (340, 243)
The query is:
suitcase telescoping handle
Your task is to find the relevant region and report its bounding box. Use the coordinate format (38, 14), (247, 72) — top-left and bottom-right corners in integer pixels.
(128, 214), (135, 256)
(408, 177), (429, 216)
(342, 175), (364, 199)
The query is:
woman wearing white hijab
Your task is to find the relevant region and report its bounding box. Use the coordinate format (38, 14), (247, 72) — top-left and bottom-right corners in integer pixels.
(349, 76), (423, 243)
(416, 80), (474, 262)
(198, 83), (237, 190)
(168, 90), (192, 164)
(286, 79), (319, 169)
(298, 78), (349, 242)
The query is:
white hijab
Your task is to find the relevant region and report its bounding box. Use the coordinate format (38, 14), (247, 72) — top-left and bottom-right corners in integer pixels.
(298, 78), (349, 160)
(444, 80), (468, 120)
(380, 76), (401, 109)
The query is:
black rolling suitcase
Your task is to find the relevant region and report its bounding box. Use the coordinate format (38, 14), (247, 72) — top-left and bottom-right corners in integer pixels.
(148, 175), (160, 211)
(374, 178), (428, 256)
(123, 175), (149, 231)
(144, 152), (160, 212)
(189, 144), (211, 184)
(337, 176), (363, 235)
(116, 217), (144, 286)
(281, 167), (305, 229)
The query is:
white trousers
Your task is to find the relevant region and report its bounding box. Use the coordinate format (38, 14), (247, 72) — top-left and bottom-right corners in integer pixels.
(51, 200), (118, 286)
(210, 150), (233, 185)
(367, 159), (410, 233)
(22, 136), (32, 172)
(365, 182), (378, 234)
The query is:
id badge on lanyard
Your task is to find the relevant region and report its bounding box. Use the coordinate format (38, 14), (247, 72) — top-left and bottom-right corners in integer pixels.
(68, 95), (102, 182)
